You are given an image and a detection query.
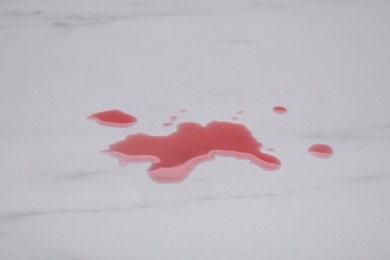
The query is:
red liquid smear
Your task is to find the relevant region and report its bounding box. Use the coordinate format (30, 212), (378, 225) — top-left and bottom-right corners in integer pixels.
(88, 110), (137, 128)
(104, 121), (281, 183)
(273, 106), (287, 114)
(308, 144), (333, 158)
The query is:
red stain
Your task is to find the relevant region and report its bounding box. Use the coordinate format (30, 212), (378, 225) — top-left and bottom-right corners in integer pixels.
(88, 110), (137, 128)
(308, 144), (333, 158)
(104, 121), (281, 183)
(273, 106), (287, 114)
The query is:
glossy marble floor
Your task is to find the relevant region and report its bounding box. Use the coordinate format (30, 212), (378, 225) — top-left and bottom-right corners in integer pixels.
(1, 0), (390, 259)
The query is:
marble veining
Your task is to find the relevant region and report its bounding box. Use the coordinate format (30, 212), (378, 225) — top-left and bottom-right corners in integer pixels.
(2, 171), (388, 224)
(1, 0), (390, 259)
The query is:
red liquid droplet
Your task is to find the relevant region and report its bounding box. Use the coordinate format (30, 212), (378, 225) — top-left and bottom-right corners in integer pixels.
(179, 109), (187, 113)
(163, 115), (178, 127)
(231, 110), (243, 121)
(308, 144), (333, 158)
(88, 110), (137, 128)
(104, 121), (281, 183)
(273, 106), (287, 114)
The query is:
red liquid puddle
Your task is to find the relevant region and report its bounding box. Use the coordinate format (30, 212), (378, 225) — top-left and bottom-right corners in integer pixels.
(273, 106), (287, 114)
(104, 121), (281, 183)
(88, 110), (137, 128)
(308, 144), (333, 158)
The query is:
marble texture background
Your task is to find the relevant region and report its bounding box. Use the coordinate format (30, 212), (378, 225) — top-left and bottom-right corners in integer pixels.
(1, 0), (389, 259)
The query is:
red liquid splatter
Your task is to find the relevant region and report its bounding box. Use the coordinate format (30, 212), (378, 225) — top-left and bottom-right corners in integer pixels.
(179, 109), (187, 113)
(88, 110), (137, 128)
(273, 106), (287, 114)
(104, 121), (281, 183)
(308, 144), (333, 158)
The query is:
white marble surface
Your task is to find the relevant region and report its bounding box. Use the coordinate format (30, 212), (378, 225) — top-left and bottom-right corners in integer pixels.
(1, 0), (390, 259)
